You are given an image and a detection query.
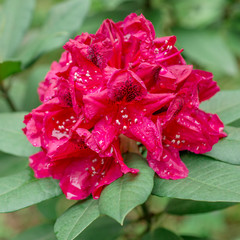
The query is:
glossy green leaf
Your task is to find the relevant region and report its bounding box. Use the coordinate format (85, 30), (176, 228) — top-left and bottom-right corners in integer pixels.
(54, 199), (100, 240)
(204, 126), (240, 165)
(75, 216), (122, 240)
(165, 199), (236, 215)
(0, 61), (21, 81)
(0, 152), (28, 177)
(99, 153), (154, 225)
(142, 228), (183, 240)
(200, 90), (240, 125)
(174, 29), (238, 76)
(0, 168), (62, 212)
(153, 153), (240, 202)
(0, 112), (38, 157)
(0, 0), (35, 60)
(12, 224), (56, 240)
(17, 0), (90, 68)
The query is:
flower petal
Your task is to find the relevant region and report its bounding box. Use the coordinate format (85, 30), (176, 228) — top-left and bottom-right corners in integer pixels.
(29, 151), (51, 178)
(163, 108), (225, 154)
(54, 150), (123, 200)
(194, 70), (220, 102)
(148, 145), (188, 180)
(107, 69), (147, 102)
(126, 116), (163, 162)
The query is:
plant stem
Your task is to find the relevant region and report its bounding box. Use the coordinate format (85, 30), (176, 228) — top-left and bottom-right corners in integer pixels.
(0, 82), (17, 111)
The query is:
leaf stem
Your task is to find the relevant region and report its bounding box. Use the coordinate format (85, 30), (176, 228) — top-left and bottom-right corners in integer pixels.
(0, 82), (17, 111)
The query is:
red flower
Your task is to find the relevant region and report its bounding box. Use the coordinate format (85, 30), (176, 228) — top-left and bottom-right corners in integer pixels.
(23, 13), (225, 200)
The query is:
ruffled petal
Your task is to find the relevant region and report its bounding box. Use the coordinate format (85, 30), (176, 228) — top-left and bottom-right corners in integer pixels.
(97, 19), (124, 68)
(193, 70), (220, 102)
(153, 36), (186, 66)
(136, 92), (174, 116)
(126, 116), (163, 161)
(117, 13), (155, 40)
(29, 151), (51, 178)
(111, 140), (139, 174)
(54, 150), (123, 200)
(163, 108), (225, 154)
(23, 98), (62, 148)
(64, 33), (113, 69)
(148, 145), (188, 180)
(83, 89), (112, 121)
(92, 114), (119, 152)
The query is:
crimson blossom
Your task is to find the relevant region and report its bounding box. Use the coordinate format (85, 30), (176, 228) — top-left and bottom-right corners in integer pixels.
(23, 13), (226, 200)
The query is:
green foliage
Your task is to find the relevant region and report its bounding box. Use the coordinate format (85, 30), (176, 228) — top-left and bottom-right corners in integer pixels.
(165, 199), (236, 215)
(0, 0), (35, 61)
(75, 216), (123, 240)
(205, 126), (240, 165)
(142, 228), (183, 240)
(54, 199), (99, 240)
(0, 112), (38, 157)
(153, 153), (240, 202)
(0, 168), (62, 213)
(171, 0), (226, 29)
(99, 153), (154, 225)
(200, 90), (240, 125)
(37, 197), (60, 221)
(17, 0), (91, 68)
(12, 224), (56, 240)
(0, 0), (240, 239)
(174, 29), (238, 76)
(0, 152), (28, 177)
(0, 61), (21, 82)
(181, 236), (210, 240)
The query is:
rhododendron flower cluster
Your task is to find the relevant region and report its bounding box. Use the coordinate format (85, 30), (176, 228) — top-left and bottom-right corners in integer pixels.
(23, 13), (226, 200)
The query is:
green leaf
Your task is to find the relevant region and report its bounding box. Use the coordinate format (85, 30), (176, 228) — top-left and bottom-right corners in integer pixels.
(22, 65), (49, 111)
(226, 32), (240, 58)
(181, 236), (211, 240)
(0, 152), (28, 177)
(204, 126), (240, 165)
(80, 10), (130, 34)
(75, 216), (122, 240)
(37, 197), (60, 220)
(17, 0), (91, 68)
(171, 0), (225, 29)
(142, 228), (183, 240)
(0, 168), (62, 212)
(179, 212), (224, 236)
(165, 199), (236, 215)
(99, 153), (154, 225)
(12, 224), (56, 240)
(54, 199), (100, 240)
(200, 90), (240, 125)
(152, 153), (240, 202)
(0, 112), (38, 157)
(0, 0), (35, 60)
(174, 29), (238, 76)
(0, 61), (21, 81)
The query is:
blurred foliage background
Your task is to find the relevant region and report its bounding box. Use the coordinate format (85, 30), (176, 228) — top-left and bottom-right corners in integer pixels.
(0, 0), (240, 239)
